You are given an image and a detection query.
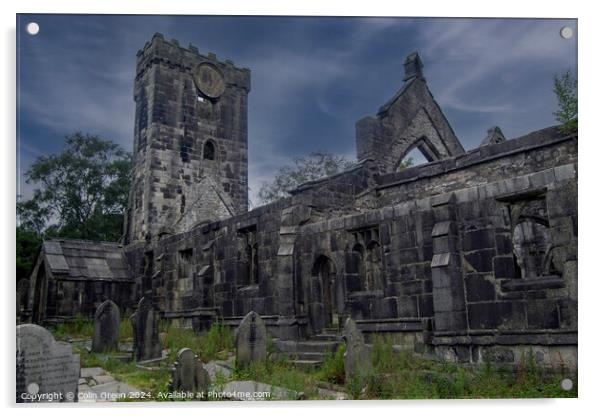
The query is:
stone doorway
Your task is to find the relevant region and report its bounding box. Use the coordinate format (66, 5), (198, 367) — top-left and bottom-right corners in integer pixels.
(312, 255), (337, 330)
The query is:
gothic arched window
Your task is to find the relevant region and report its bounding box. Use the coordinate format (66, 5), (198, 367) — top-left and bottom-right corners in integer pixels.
(510, 198), (557, 279)
(366, 241), (383, 291)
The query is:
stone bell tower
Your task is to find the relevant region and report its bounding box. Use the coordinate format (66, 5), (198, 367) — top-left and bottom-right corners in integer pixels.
(125, 33), (251, 243)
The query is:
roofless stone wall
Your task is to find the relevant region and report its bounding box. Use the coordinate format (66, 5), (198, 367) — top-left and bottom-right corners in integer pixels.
(123, 125), (576, 368)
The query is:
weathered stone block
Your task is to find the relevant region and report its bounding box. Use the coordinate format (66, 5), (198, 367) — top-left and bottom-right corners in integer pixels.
(462, 228), (495, 251)
(493, 255), (518, 279)
(526, 299), (560, 329)
(432, 284), (465, 312)
(398, 296), (418, 317)
(434, 310), (467, 331)
(417, 294), (434, 317)
(467, 301), (525, 330)
(463, 249), (495, 273)
(494, 233), (513, 255)
(554, 164), (576, 182)
(465, 274), (496, 302)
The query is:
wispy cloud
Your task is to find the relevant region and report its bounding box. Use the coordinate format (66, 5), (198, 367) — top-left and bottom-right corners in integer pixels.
(416, 18), (576, 138)
(17, 15), (577, 208)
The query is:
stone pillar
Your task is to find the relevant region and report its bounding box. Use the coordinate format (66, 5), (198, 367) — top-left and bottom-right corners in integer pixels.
(430, 193), (467, 332)
(274, 204), (311, 340)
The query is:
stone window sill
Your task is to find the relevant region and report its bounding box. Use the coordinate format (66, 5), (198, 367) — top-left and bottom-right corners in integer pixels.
(237, 284), (259, 293)
(500, 275), (564, 292)
(348, 290), (384, 298)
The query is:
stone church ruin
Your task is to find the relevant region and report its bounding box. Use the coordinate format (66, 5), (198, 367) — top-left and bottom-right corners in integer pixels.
(23, 33), (578, 369)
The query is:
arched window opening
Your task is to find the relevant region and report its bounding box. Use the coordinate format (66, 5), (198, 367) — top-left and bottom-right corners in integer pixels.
(397, 147), (422, 171)
(510, 198), (557, 279)
(351, 243), (366, 291)
(251, 242), (259, 285)
(396, 137), (440, 171)
(237, 226), (258, 286)
(203, 140), (216, 161)
(365, 241), (383, 291)
(311, 255), (337, 327)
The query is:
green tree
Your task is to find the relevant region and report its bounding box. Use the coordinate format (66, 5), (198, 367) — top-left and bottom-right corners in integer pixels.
(553, 69), (578, 134)
(16, 226), (42, 281)
(17, 132), (132, 243)
(258, 151), (355, 204)
(397, 157), (414, 171)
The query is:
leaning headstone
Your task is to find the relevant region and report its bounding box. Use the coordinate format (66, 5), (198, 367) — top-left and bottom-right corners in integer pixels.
(235, 311), (267, 368)
(131, 297), (162, 362)
(16, 324), (80, 403)
(342, 317), (372, 386)
(168, 348), (210, 396)
(91, 300), (120, 353)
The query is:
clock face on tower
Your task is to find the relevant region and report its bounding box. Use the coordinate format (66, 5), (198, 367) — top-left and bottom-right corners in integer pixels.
(193, 63), (226, 99)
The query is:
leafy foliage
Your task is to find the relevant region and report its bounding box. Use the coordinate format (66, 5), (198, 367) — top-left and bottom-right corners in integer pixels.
(553, 70), (578, 134)
(163, 321), (234, 363)
(258, 151), (355, 204)
(18, 132), (131, 242)
(356, 335), (576, 399)
(52, 314), (94, 340)
(16, 133), (131, 281)
(397, 156), (414, 171)
(16, 226), (42, 281)
(317, 344), (346, 384)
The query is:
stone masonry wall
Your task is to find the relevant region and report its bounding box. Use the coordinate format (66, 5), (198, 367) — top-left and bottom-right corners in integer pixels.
(125, 33), (250, 243)
(124, 125), (576, 370)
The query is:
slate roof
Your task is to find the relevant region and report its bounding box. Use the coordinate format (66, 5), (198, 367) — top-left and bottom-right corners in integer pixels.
(40, 239), (133, 281)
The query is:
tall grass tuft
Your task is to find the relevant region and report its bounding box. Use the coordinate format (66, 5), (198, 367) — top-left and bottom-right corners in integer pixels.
(317, 344), (346, 384)
(161, 320), (234, 363)
(118, 316), (133, 341)
(52, 314), (93, 340)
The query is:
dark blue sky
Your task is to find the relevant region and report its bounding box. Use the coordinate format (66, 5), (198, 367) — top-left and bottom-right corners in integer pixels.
(16, 15), (577, 205)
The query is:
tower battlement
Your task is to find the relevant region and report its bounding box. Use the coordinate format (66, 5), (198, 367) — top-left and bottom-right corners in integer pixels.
(135, 33), (250, 91)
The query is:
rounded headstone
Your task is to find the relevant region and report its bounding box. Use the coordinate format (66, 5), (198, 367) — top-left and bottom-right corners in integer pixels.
(91, 299), (120, 353)
(169, 348), (210, 394)
(343, 317), (372, 383)
(16, 324), (80, 402)
(236, 311), (267, 368)
(131, 297), (162, 362)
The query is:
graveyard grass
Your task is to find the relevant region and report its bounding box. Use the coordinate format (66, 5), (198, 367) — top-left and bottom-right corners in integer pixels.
(52, 320), (576, 401)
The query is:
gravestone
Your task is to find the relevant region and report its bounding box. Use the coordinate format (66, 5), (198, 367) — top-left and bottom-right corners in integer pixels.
(168, 348), (210, 395)
(131, 297), (162, 362)
(91, 300), (120, 353)
(16, 324), (80, 403)
(235, 311), (267, 368)
(343, 317), (372, 385)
